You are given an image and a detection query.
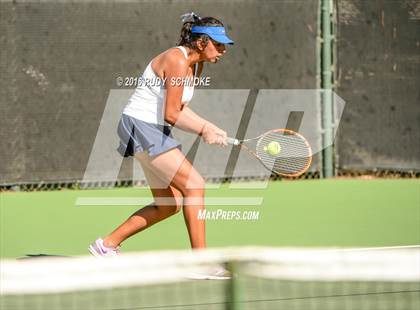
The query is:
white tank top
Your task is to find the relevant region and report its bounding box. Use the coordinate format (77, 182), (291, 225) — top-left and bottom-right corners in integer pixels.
(123, 46), (196, 125)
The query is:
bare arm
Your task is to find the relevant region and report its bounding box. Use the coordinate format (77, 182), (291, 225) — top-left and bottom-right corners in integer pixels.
(178, 106), (206, 131)
(163, 56), (204, 132)
(163, 54), (226, 146)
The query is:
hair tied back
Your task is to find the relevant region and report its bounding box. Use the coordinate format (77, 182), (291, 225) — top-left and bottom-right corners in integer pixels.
(180, 12), (201, 23)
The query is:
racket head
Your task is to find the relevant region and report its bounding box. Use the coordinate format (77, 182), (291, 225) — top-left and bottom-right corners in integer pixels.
(255, 129), (312, 177)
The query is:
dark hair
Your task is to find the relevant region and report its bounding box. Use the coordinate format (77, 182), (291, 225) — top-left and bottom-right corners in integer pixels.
(178, 14), (224, 50)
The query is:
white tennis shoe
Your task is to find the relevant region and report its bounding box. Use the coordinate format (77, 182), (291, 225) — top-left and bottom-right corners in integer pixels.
(88, 238), (120, 258)
(187, 266), (232, 280)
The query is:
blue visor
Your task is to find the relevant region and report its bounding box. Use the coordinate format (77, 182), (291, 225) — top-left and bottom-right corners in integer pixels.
(191, 26), (234, 45)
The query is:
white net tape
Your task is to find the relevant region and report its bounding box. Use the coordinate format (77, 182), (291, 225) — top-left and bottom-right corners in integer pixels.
(1, 246), (419, 295)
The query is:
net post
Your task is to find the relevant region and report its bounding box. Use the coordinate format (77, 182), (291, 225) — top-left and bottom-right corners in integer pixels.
(225, 261), (242, 310)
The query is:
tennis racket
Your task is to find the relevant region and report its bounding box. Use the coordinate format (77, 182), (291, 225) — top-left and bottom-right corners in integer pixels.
(226, 129), (312, 177)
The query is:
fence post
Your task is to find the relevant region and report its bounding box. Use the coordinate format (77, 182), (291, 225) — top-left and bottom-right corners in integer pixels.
(320, 0), (335, 177)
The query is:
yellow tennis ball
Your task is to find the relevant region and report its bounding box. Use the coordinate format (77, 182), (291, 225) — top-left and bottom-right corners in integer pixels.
(264, 141), (281, 156)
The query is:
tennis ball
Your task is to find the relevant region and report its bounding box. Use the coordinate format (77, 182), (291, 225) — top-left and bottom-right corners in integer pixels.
(264, 141), (281, 156)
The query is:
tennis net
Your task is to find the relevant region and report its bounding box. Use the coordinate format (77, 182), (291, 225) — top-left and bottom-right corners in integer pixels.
(1, 246), (419, 310)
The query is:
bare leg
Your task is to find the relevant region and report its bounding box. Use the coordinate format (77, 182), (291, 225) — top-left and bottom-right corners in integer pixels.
(104, 148), (206, 249)
(182, 198), (206, 249)
(138, 149), (207, 249)
(103, 157), (183, 248)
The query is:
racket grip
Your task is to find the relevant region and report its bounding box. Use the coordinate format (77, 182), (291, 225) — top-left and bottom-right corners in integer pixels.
(226, 137), (240, 145)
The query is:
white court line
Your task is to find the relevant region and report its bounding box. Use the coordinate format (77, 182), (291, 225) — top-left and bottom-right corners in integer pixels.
(320, 245), (420, 252)
(75, 197), (264, 206)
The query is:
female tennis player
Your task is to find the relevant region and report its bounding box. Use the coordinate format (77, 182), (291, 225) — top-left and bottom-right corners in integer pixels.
(89, 13), (234, 262)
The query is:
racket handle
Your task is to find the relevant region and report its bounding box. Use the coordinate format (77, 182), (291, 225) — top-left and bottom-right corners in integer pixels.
(226, 137), (240, 145)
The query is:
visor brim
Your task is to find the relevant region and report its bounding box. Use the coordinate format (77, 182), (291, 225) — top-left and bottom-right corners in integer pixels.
(208, 34), (234, 45)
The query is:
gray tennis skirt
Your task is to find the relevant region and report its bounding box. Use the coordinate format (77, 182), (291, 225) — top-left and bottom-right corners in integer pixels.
(117, 114), (181, 157)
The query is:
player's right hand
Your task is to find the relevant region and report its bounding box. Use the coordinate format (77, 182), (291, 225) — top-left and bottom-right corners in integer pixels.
(201, 123), (228, 147)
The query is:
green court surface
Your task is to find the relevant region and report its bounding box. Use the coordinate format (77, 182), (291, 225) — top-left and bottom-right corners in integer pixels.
(0, 179), (419, 258)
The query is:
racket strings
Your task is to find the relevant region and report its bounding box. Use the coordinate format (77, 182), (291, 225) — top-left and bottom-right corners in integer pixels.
(256, 132), (311, 175)
(260, 154), (309, 174)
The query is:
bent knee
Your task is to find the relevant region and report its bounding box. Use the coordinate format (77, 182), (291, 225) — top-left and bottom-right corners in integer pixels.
(183, 175), (205, 194)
